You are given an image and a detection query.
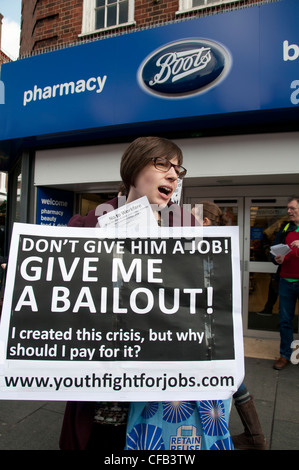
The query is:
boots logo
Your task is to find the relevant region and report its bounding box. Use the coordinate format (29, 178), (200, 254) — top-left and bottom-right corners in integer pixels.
(138, 39), (231, 98)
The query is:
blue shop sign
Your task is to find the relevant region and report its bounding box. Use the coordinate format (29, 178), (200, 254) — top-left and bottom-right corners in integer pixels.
(36, 188), (73, 226)
(0, 0), (298, 142)
(250, 227), (264, 241)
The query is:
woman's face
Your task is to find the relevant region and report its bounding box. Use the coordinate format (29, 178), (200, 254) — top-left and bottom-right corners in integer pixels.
(127, 157), (179, 207)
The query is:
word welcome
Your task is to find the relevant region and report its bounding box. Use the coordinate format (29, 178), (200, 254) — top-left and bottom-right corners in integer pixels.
(23, 75), (107, 106)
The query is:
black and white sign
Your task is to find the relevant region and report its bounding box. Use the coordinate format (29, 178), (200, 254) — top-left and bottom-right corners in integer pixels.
(0, 223), (244, 401)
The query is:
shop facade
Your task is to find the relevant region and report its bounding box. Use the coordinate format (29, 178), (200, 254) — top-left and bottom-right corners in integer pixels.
(0, 0), (298, 340)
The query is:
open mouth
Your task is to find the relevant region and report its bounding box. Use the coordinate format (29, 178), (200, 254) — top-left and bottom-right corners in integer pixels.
(158, 186), (172, 197)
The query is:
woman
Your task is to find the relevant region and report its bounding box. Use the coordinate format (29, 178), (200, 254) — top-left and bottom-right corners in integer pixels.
(59, 136), (194, 450)
(192, 201), (228, 227)
(59, 137), (233, 450)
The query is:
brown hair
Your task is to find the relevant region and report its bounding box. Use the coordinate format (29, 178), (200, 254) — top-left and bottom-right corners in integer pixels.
(288, 196), (299, 205)
(120, 136), (183, 194)
(198, 201), (228, 226)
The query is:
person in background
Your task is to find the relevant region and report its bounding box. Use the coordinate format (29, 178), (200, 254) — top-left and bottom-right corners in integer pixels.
(193, 201), (267, 450)
(271, 196), (299, 371)
(192, 200), (228, 227)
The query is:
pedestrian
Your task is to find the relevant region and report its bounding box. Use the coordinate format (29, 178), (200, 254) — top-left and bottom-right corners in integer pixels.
(272, 196), (299, 370)
(59, 137), (234, 450)
(192, 200), (228, 227)
(59, 136), (196, 450)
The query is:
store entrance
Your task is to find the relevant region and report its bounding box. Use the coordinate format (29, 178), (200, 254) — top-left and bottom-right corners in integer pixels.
(185, 194), (299, 339)
(78, 192), (118, 217)
(76, 190), (299, 339)
(243, 197), (298, 338)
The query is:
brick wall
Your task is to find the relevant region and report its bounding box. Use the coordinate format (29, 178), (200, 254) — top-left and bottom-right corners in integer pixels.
(135, 0), (178, 27)
(0, 49), (12, 65)
(19, 0), (36, 54)
(19, 0), (274, 57)
(20, 0), (83, 54)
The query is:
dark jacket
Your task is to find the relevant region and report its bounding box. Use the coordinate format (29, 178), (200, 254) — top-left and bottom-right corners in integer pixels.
(59, 197), (198, 450)
(271, 221), (298, 265)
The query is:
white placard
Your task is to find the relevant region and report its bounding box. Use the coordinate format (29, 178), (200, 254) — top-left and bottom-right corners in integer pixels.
(0, 223), (244, 402)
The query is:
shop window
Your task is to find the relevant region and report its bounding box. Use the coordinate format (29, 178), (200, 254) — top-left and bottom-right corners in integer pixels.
(178, 0), (241, 12)
(79, 192), (118, 216)
(81, 0), (135, 35)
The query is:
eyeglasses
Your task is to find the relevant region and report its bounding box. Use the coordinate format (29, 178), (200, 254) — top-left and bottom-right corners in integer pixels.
(287, 206), (299, 211)
(152, 157), (187, 179)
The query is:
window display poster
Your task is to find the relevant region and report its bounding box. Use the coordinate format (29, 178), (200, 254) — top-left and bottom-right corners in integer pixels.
(36, 187), (73, 226)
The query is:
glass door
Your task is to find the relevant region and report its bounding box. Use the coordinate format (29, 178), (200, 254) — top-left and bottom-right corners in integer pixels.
(188, 195), (243, 263)
(187, 198), (242, 227)
(243, 197), (299, 337)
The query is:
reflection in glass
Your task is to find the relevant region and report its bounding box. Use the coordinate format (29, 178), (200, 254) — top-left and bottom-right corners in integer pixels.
(218, 206), (238, 226)
(95, 8), (105, 29)
(95, 0), (129, 29)
(250, 206), (288, 262)
(107, 4), (117, 27)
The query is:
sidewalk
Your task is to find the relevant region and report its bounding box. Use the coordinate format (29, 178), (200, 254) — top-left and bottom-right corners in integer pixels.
(0, 341), (298, 450)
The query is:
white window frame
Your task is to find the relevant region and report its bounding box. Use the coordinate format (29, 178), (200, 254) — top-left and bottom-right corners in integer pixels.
(81, 0), (135, 36)
(178, 0), (241, 14)
(0, 172), (7, 197)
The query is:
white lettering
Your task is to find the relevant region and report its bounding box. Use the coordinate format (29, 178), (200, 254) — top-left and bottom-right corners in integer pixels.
(82, 257), (99, 282)
(283, 40), (299, 61)
(60, 81), (75, 95)
(149, 48), (211, 86)
(20, 256), (43, 281)
(86, 77), (96, 91)
(23, 75), (107, 106)
(73, 287), (96, 313)
(112, 258), (142, 283)
(96, 75), (107, 93)
(51, 287), (71, 312)
(290, 80), (299, 105)
(23, 90), (33, 106)
(15, 286), (38, 312)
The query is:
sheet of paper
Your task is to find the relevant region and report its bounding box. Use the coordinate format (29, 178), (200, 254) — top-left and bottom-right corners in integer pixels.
(270, 243), (291, 257)
(97, 196), (158, 234)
